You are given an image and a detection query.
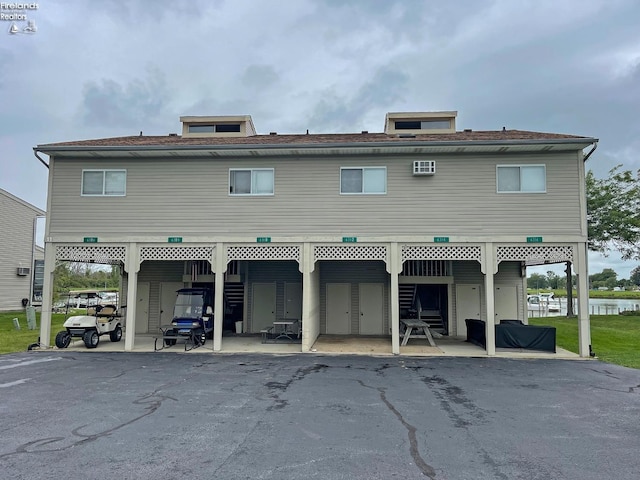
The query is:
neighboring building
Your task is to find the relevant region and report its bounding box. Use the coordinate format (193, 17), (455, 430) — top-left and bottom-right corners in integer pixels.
(0, 188), (45, 311)
(34, 111), (597, 356)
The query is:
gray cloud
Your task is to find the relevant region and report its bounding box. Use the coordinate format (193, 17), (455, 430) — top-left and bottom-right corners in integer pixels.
(241, 65), (280, 90)
(80, 68), (168, 130)
(306, 66), (409, 132)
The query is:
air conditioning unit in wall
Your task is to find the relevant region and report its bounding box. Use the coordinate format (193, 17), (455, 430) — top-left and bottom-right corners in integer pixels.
(17, 267), (30, 276)
(413, 160), (436, 175)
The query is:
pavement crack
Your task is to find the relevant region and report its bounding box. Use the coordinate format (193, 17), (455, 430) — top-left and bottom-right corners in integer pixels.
(265, 363), (328, 411)
(422, 375), (485, 428)
(0, 388), (176, 459)
(357, 380), (436, 479)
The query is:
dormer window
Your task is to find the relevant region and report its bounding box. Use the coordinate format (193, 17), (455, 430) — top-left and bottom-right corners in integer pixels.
(181, 115), (255, 138)
(188, 124), (241, 134)
(385, 111), (457, 134)
(395, 120), (452, 130)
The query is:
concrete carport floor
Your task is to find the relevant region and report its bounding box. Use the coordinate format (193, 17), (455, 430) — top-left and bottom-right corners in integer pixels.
(47, 332), (581, 359)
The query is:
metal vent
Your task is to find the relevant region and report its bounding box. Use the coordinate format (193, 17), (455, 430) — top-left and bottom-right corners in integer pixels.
(17, 267), (30, 276)
(413, 160), (436, 175)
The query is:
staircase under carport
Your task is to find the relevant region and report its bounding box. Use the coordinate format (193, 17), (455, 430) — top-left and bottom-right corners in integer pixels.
(399, 283), (447, 334)
(399, 284), (416, 315)
(224, 282), (245, 318)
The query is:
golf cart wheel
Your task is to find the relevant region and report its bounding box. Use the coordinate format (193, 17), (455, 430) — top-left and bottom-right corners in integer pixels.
(193, 328), (205, 346)
(164, 330), (177, 346)
(55, 331), (71, 349)
(83, 330), (99, 349)
(109, 325), (122, 342)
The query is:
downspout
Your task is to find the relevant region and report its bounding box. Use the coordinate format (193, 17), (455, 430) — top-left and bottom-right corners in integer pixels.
(583, 141), (598, 163)
(33, 149), (49, 168)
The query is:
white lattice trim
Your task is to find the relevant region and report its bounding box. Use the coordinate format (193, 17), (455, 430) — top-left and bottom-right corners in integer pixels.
(139, 246), (214, 262)
(56, 245), (126, 264)
(314, 245), (388, 262)
(497, 245), (574, 263)
(227, 245), (301, 262)
(402, 245), (482, 262)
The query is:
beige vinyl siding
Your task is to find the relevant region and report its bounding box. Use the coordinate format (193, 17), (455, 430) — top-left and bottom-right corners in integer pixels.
(47, 152), (583, 238)
(319, 260), (389, 334)
(0, 192), (43, 311)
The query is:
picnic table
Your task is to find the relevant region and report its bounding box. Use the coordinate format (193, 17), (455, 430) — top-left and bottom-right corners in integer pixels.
(400, 318), (436, 347)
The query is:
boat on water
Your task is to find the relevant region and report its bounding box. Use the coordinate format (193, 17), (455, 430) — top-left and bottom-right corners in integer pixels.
(527, 292), (561, 312)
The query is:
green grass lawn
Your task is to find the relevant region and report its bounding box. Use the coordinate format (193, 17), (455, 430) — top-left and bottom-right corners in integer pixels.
(0, 311), (68, 354)
(529, 314), (640, 369)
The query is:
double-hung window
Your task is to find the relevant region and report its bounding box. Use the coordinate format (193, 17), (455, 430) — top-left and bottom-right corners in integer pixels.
(229, 168), (274, 195)
(340, 167), (386, 194)
(81, 169), (126, 196)
(497, 165), (546, 193)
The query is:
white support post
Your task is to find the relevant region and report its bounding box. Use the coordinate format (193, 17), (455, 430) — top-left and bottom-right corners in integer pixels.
(300, 243), (310, 351)
(38, 243), (56, 348)
(124, 243), (139, 351)
(301, 242), (320, 352)
(575, 243), (591, 357)
(390, 243), (401, 355)
(483, 243), (496, 356)
(213, 243), (225, 352)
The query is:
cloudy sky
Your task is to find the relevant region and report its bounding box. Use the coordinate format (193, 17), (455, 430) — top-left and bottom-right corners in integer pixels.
(1, 0), (639, 278)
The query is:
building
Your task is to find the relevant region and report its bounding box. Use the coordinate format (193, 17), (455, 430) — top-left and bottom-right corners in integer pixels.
(0, 188), (45, 311)
(34, 111), (597, 356)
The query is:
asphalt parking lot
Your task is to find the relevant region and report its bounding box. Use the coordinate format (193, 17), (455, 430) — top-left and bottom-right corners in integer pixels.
(1, 352), (639, 480)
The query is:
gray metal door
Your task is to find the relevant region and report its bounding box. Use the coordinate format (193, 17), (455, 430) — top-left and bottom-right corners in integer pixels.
(135, 282), (150, 334)
(251, 283), (276, 332)
(284, 282), (302, 320)
(456, 284), (480, 337)
(495, 284), (518, 322)
(359, 283), (384, 335)
(326, 283), (351, 334)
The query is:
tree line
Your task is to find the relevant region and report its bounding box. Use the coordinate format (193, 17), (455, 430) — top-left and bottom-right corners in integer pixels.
(528, 266), (640, 290)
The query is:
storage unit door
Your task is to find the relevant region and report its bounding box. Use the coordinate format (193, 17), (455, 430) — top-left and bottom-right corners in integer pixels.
(494, 285), (518, 322)
(251, 283), (276, 332)
(135, 282), (150, 334)
(359, 283), (384, 335)
(326, 283), (351, 334)
(456, 284), (480, 337)
(284, 282), (302, 320)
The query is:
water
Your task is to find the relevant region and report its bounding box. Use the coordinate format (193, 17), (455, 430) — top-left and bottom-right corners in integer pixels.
(528, 297), (640, 317)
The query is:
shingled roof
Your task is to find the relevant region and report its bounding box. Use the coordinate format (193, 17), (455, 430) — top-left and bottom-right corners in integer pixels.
(38, 129), (593, 149)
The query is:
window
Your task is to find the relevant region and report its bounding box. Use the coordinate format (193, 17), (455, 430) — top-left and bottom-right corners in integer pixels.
(188, 124), (241, 133)
(229, 168), (274, 195)
(497, 165), (546, 193)
(395, 120), (451, 130)
(340, 167), (386, 194)
(215, 124), (241, 133)
(82, 170), (126, 196)
(32, 259), (44, 303)
(189, 124), (215, 133)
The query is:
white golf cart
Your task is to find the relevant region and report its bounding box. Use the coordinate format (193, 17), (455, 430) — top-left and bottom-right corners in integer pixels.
(55, 304), (125, 349)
